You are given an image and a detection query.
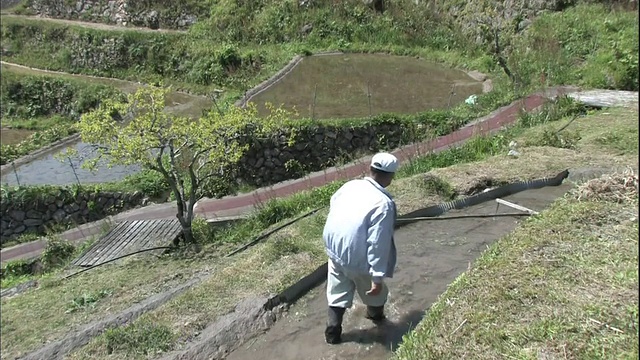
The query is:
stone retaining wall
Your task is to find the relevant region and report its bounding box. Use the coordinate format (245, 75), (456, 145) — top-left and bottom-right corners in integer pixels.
(27, 0), (198, 29)
(237, 121), (413, 187)
(1, 190), (144, 243)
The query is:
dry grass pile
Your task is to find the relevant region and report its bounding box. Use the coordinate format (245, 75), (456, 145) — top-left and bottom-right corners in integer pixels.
(573, 168), (639, 203)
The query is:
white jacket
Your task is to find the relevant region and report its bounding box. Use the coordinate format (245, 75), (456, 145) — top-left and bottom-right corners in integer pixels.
(323, 177), (397, 283)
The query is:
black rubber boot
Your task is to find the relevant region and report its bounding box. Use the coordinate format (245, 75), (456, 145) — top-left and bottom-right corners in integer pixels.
(325, 306), (346, 344)
(365, 305), (386, 323)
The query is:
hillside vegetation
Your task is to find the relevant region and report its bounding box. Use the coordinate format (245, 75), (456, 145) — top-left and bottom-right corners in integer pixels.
(2, 2), (637, 99)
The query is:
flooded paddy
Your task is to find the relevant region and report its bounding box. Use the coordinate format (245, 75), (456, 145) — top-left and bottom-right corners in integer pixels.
(0, 128), (35, 145)
(248, 53), (485, 119)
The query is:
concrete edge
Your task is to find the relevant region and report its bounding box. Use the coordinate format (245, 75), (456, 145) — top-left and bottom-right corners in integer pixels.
(19, 271), (210, 360)
(234, 55), (304, 108)
(0, 133), (81, 177)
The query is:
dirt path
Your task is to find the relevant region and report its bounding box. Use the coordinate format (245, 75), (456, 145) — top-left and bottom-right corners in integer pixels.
(225, 184), (573, 360)
(0, 14), (184, 33)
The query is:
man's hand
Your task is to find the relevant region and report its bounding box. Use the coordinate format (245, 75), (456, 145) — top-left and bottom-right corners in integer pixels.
(366, 281), (383, 296)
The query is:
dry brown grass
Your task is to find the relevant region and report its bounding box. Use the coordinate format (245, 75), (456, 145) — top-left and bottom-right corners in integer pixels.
(572, 168), (639, 204)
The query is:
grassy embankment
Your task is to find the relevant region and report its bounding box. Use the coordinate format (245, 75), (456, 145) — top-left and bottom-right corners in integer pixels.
(2, 94), (637, 359)
(394, 129), (638, 359)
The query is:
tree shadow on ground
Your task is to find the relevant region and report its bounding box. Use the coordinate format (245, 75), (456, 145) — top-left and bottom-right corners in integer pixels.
(341, 309), (426, 351)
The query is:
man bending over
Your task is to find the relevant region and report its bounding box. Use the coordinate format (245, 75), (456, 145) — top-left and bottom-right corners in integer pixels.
(322, 152), (399, 345)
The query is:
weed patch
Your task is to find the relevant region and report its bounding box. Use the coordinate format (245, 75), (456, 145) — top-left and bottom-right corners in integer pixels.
(41, 237), (75, 270)
(66, 289), (113, 314)
(102, 319), (176, 357)
(419, 175), (457, 200)
(529, 127), (582, 149)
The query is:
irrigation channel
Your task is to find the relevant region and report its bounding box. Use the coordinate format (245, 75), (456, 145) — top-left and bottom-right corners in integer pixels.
(223, 179), (574, 360)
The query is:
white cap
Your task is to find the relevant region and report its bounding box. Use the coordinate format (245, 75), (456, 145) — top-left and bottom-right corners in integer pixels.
(370, 152), (399, 173)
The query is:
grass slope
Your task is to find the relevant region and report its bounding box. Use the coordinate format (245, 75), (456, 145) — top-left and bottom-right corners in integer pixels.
(393, 175), (638, 360)
(1, 3), (636, 98)
(2, 102), (636, 359)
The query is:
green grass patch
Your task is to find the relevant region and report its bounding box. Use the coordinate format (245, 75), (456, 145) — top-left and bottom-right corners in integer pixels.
(509, 4), (639, 91)
(0, 123), (78, 165)
(393, 194), (638, 360)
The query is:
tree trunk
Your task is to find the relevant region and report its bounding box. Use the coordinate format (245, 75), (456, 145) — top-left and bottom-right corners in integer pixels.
(176, 198), (198, 245)
(181, 224), (195, 244)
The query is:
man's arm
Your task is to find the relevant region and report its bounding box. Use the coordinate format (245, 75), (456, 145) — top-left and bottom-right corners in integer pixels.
(366, 202), (395, 283)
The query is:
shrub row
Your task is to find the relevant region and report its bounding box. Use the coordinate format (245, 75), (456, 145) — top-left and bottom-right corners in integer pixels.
(1, 18), (280, 91)
(0, 70), (124, 119)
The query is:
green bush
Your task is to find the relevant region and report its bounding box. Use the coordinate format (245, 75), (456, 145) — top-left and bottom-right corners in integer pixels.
(117, 170), (169, 199)
(0, 71), (125, 119)
(41, 237), (76, 270)
(509, 4), (639, 91)
(192, 217), (214, 244)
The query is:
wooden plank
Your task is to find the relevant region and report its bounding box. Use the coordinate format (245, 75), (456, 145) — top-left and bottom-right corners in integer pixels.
(90, 220), (145, 266)
(495, 198), (539, 215)
(80, 220), (141, 266)
(72, 236), (103, 266)
(130, 220), (165, 253)
(154, 220), (181, 246)
(73, 222), (126, 266)
(103, 220), (149, 262)
(139, 220), (181, 251)
(75, 223), (122, 264)
(71, 219), (183, 267)
(83, 222), (131, 265)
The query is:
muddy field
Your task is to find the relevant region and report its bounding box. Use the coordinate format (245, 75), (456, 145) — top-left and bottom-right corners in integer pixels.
(226, 184), (573, 360)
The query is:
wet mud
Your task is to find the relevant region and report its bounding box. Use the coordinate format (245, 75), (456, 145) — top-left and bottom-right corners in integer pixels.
(226, 184), (573, 360)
